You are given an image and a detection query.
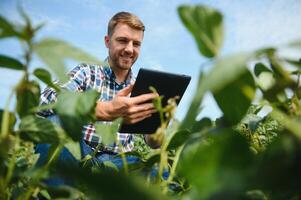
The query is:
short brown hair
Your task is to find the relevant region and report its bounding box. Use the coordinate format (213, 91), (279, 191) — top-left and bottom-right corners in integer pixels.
(107, 12), (145, 36)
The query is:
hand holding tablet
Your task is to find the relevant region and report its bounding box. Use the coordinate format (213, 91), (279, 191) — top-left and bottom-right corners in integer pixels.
(120, 68), (191, 134)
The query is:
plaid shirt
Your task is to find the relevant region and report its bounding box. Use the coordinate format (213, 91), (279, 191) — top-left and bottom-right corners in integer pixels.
(38, 62), (136, 153)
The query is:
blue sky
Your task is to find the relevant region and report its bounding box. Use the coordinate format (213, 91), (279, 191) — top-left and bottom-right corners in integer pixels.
(1, 0), (301, 120)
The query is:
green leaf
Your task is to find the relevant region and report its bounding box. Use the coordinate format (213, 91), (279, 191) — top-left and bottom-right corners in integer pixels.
(33, 68), (60, 91)
(0, 54), (24, 70)
(213, 70), (256, 125)
(64, 140), (81, 160)
(34, 38), (102, 82)
(166, 130), (190, 151)
(16, 79), (41, 118)
(55, 90), (99, 141)
(191, 117), (213, 133)
(95, 118), (122, 146)
(178, 5), (224, 58)
(178, 129), (254, 199)
(56, 164), (165, 200)
(181, 53), (252, 130)
(144, 152), (160, 168)
(0, 15), (21, 39)
(19, 115), (66, 144)
(0, 109), (16, 134)
(254, 62), (272, 77)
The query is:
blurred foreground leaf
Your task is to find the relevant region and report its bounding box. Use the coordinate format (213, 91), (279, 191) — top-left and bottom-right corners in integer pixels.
(178, 5), (224, 58)
(19, 115), (66, 144)
(16, 79), (40, 118)
(213, 70), (255, 125)
(0, 54), (24, 70)
(34, 38), (102, 82)
(55, 90), (99, 141)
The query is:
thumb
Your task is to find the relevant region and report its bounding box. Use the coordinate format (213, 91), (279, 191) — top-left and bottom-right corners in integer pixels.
(117, 84), (134, 97)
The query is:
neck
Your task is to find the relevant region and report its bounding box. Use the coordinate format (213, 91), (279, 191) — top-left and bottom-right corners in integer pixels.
(108, 60), (129, 83)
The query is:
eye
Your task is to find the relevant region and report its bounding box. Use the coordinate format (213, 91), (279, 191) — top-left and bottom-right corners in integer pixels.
(133, 41), (141, 47)
(116, 38), (128, 44)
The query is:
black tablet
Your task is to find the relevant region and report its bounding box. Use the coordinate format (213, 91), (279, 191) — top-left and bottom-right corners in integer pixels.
(119, 68), (191, 134)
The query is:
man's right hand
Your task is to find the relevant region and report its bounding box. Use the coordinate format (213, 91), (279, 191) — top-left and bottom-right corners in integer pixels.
(95, 84), (158, 124)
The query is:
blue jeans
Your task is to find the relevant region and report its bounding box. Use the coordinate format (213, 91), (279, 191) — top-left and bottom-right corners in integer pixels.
(35, 115), (168, 186)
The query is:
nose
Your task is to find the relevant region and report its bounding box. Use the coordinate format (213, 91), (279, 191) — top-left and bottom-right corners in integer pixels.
(124, 41), (134, 54)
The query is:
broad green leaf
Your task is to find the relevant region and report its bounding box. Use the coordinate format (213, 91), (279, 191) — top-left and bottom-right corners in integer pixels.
(19, 115), (66, 144)
(16, 79), (41, 118)
(178, 129), (254, 199)
(64, 140), (81, 160)
(34, 38), (102, 82)
(33, 68), (60, 91)
(55, 90), (99, 141)
(213, 70), (255, 125)
(56, 164), (165, 200)
(166, 130), (190, 151)
(181, 53), (252, 130)
(250, 134), (301, 198)
(178, 5), (224, 58)
(254, 62), (272, 77)
(0, 15), (21, 39)
(0, 54), (24, 70)
(95, 118), (122, 146)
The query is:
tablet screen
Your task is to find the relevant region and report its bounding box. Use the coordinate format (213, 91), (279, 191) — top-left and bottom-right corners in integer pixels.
(119, 68), (191, 134)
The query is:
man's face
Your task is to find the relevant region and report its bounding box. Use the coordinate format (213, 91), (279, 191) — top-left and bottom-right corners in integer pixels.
(105, 23), (143, 71)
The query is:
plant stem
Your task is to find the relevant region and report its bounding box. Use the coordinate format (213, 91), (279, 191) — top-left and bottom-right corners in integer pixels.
(116, 137), (128, 175)
(0, 90), (15, 138)
(163, 145), (184, 194)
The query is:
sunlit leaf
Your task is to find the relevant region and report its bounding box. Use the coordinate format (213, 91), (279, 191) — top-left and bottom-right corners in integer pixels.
(55, 90), (99, 141)
(19, 115), (66, 144)
(213, 70), (256, 125)
(181, 53), (252, 130)
(64, 140), (81, 160)
(34, 38), (102, 82)
(95, 118), (122, 146)
(178, 5), (224, 58)
(16, 79), (41, 118)
(33, 68), (60, 91)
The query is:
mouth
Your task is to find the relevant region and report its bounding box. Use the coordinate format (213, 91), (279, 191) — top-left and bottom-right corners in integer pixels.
(120, 55), (133, 63)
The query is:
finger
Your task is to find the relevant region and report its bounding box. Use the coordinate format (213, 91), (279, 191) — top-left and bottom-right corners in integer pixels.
(117, 84), (134, 97)
(127, 103), (155, 114)
(127, 109), (156, 121)
(124, 112), (153, 124)
(130, 93), (158, 105)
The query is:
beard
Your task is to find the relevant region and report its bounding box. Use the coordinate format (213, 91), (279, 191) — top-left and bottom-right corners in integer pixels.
(109, 51), (138, 71)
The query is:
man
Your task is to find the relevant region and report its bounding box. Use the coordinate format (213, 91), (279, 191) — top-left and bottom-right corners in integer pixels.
(36, 12), (162, 174)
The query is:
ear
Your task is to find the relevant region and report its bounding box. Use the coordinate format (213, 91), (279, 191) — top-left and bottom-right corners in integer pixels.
(104, 35), (110, 48)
